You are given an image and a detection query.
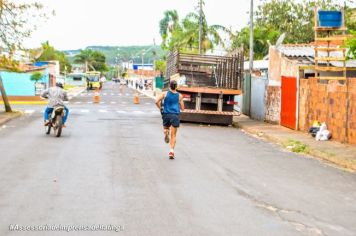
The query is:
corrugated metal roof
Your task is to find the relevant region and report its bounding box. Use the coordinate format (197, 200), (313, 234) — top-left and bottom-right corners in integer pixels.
(277, 45), (356, 68)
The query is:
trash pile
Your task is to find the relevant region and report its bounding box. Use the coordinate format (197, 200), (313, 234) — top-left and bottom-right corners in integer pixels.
(308, 121), (332, 141)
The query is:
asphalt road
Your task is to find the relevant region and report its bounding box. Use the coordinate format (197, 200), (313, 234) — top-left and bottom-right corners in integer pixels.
(0, 82), (355, 236)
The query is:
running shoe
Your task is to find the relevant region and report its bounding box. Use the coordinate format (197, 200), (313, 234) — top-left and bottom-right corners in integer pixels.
(169, 152), (175, 159)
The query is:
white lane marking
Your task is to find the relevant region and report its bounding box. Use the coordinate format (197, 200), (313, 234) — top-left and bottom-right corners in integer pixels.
(24, 110), (35, 114)
(87, 101), (93, 104)
(118, 93), (122, 96)
(151, 110), (160, 114)
(145, 102), (151, 105)
(99, 109), (108, 113)
(80, 94), (85, 96)
(80, 109), (89, 113)
(116, 110), (127, 114)
(133, 111), (144, 114)
(111, 93), (114, 96)
(110, 101), (117, 104)
(100, 102), (106, 104)
(125, 93), (130, 96)
(103, 93), (107, 96)
(75, 101), (81, 104)
(121, 101), (127, 104)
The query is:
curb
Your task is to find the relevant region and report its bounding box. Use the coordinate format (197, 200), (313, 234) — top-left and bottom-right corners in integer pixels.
(233, 121), (356, 172)
(0, 112), (22, 126)
(0, 101), (47, 105)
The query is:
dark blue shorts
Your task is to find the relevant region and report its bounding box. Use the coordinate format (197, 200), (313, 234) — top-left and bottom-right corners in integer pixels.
(162, 113), (180, 128)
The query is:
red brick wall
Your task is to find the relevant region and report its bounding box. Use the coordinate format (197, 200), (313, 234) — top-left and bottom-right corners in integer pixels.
(299, 78), (356, 144)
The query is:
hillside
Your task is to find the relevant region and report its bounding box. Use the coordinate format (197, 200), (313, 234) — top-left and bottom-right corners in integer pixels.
(64, 45), (166, 65)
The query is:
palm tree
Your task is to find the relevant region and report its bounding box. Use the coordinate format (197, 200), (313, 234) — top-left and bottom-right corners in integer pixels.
(181, 12), (229, 53)
(159, 10), (181, 50)
(74, 49), (96, 72)
(159, 4), (229, 53)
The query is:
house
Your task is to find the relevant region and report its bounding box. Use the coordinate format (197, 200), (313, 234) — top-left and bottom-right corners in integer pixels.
(0, 61), (59, 101)
(265, 44), (356, 144)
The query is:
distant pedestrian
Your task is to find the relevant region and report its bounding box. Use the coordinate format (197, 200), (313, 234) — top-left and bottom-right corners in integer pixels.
(99, 74), (106, 89)
(155, 80), (184, 159)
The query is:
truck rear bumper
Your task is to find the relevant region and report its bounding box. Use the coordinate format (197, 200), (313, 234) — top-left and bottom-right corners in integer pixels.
(180, 109), (240, 125)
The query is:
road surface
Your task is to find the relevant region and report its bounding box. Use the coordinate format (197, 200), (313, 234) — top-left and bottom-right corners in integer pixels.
(0, 82), (355, 236)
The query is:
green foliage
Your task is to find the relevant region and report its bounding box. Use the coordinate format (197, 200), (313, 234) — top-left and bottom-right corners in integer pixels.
(30, 72), (43, 82)
(346, 31), (356, 59)
(37, 41), (72, 73)
(284, 139), (310, 154)
(155, 60), (166, 75)
(0, 1), (50, 49)
(159, 3), (228, 53)
(0, 56), (20, 72)
(231, 26), (280, 59)
(74, 49), (109, 72)
(66, 46), (165, 65)
(230, 0), (355, 59)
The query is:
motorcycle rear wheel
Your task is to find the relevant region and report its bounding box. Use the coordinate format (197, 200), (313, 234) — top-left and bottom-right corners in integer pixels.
(54, 116), (63, 137)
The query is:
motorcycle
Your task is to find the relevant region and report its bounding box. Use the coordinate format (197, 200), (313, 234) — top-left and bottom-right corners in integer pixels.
(45, 106), (65, 137)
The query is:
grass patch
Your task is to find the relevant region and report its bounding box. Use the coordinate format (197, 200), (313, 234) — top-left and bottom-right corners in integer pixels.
(283, 139), (310, 154)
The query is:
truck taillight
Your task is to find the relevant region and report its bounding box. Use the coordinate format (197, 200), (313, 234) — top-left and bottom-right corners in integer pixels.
(226, 101), (237, 105)
(182, 93), (191, 101)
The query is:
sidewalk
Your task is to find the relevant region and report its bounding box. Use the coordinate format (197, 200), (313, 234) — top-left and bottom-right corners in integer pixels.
(234, 115), (356, 172)
(0, 111), (22, 126)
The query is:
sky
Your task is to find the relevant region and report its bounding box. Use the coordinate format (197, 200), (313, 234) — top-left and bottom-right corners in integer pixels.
(24, 0), (253, 50)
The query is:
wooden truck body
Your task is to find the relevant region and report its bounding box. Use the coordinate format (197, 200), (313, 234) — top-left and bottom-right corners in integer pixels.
(164, 51), (244, 125)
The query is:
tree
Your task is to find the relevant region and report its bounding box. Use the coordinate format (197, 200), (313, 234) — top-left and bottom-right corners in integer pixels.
(230, 26), (280, 59)
(159, 10), (180, 50)
(0, 1), (50, 50)
(92, 51), (108, 72)
(155, 60), (166, 77)
(30, 72), (43, 95)
(230, 0), (355, 59)
(346, 31), (356, 59)
(159, 2), (228, 53)
(0, 1), (50, 113)
(255, 0), (354, 44)
(37, 42), (71, 73)
(74, 49), (108, 72)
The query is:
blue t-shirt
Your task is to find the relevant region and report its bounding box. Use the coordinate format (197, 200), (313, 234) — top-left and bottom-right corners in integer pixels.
(163, 91), (180, 114)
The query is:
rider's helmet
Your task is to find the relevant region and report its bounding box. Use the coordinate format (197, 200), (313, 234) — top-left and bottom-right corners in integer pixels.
(56, 82), (64, 89)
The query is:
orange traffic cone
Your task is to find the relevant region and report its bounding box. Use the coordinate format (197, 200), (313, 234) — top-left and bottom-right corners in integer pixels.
(134, 93), (140, 104)
(94, 88), (100, 103)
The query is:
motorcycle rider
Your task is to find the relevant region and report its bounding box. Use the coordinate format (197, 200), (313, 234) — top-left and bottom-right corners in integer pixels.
(41, 82), (69, 127)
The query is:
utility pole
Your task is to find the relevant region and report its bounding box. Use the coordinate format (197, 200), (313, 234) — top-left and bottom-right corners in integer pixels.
(198, 0), (203, 55)
(249, 0), (254, 74)
(248, 0), (254, 116)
